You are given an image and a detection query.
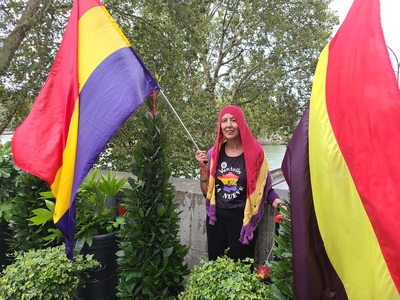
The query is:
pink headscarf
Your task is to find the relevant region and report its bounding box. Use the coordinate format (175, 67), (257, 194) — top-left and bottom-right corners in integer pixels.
(209, 105), (264, 197)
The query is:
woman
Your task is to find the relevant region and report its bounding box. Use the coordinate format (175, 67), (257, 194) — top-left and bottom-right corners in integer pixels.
(195, 105), (286, 261)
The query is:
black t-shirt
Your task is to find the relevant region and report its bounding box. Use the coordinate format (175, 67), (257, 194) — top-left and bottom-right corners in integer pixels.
(215, 144), (247, 209)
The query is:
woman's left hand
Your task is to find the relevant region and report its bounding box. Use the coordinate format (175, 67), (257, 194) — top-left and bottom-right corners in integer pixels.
(273, 199), (287, 210)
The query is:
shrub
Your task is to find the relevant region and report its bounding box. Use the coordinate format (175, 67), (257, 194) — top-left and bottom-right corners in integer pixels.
(0, 142), (20, 222)
(0, 245), (100, 300)
(117, 100), (189, 299)
(178, 255), (270, 300)
(0, 141), (52, 258)
(7, 172), (54, 252)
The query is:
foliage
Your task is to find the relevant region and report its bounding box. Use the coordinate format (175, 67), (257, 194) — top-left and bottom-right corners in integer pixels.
(73, 169), (127, 252)
(268, 205), (295, 300)
(0, 142), (19, 222)
(178, 255), (270, 299)
(28, 169), (127, 253)
(97, 0), (338, 178)
(6, 171), (54, 253)
(2, 0), (339, 179)
(117, 99), (189, 299)
(0, 0), (72, 132)
(0, 245), (100, 300)
(0, 141), (52, 253)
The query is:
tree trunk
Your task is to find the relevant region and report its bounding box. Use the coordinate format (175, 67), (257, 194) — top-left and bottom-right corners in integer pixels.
(0, 0), (42, 75)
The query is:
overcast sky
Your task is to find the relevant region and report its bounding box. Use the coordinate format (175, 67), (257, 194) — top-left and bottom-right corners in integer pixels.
(329, 0), (400, 75)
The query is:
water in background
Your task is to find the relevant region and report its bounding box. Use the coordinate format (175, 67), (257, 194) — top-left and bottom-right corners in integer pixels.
(1, 134), (12, 144)
(262, 144), (287, 171)
(1, 133), (287, 171)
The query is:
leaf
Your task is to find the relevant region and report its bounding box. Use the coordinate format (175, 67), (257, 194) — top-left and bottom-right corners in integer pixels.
(163, 246), (173, 258)
(28, 208), (53, 225)
(44, 199), (55, 211)
(39, 191), (55, 199)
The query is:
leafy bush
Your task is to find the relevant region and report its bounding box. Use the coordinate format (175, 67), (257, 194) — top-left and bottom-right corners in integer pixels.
(0, 141), (52, 255)
(0, 245), (100, 300)
(179, 206), (294, 300)
(178, 255), (270, 300)
(117, 101), (189, 299)
(268, 205), (294, 299)
(0, 142), (20, 222)
(7, 172), (54, 252)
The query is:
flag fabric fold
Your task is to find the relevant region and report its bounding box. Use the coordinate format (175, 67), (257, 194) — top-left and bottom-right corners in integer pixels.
(12, 0), (159, 259)
(282, 0), (400, 299)
(281, 107), (347, 300)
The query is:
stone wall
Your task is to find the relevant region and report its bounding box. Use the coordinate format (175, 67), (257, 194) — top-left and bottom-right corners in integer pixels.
(103, 170), (288, 270)
(170, 175), (288, 270)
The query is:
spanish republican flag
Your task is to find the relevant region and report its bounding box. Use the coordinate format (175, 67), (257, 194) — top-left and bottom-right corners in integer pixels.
(12, 0), (159, 259)
(282, 0), (400, 299)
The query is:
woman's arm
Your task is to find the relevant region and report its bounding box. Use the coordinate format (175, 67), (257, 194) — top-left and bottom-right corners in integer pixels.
(265, 173), (287, 210)
(195, 150), (209, 196)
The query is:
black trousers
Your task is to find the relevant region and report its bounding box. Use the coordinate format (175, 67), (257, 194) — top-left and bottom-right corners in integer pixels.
(206, 208), (258, 261)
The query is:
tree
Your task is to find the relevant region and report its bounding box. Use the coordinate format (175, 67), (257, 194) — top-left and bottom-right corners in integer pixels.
(0, 0), (71, 132)
(102, 0), (338, 177)
(0, 0), (41, 75)
(1, 0), (338, 178)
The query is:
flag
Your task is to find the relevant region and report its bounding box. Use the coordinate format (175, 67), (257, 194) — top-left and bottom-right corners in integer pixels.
(282, 0), (400, 299)
(11, 0), (159, 259)
(281, 107), (347, 299)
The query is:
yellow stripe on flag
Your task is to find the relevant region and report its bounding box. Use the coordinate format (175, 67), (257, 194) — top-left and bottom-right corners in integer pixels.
(309, 45), (399, 299)
(52, 100), (79, 223)
(78, 6), (130, 88)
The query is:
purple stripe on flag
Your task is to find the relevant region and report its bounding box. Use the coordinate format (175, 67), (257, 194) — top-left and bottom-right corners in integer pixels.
(281, 106), (347, 300)
(72, 47), (159, 197)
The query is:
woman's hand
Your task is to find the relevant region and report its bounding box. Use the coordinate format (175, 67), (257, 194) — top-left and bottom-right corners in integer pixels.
(196, 150), (209, 195)
(273, 198), (287, 211)
(195, 150), (208, 168)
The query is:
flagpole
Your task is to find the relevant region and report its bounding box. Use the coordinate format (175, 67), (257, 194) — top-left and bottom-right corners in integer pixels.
(159, 90), (200, 151)
(387, 46), (400, 86)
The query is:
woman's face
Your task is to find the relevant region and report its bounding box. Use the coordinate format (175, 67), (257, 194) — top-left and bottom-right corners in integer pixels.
(221, 113), (240, 140)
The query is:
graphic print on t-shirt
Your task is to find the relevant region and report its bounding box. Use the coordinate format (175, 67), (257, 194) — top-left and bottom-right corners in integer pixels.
(215, 152), (246, 208)
(218, 169), (239, 193)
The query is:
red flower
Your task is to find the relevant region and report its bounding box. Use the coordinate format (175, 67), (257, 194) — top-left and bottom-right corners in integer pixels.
(275, 214), (284, 223)
(118, 201), (126, 216)
(256, 264), (271, 281)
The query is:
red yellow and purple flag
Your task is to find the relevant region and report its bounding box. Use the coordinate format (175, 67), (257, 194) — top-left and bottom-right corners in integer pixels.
(282, 0), (400, 299)
(11, 0), (159, 259)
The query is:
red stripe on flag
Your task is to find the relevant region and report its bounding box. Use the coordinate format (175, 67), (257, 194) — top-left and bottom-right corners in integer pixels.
(326, 0), (400, 291)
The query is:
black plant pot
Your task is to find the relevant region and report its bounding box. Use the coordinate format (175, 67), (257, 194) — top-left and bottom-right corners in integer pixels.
(74, 232), (118, 300)
(0, 221), (12, 272)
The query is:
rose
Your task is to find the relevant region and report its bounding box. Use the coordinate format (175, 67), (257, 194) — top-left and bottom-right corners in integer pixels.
(274, 214), (284, 223)
(256, 264), (271, 281)
(118, 200), (126, 216)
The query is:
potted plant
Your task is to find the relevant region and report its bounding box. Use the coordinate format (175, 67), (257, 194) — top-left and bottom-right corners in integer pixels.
(29, 169), (127, 300)
(29, 169), (127, 247)
(73, 169), (127, 300)
(0, 245), (100, 299)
